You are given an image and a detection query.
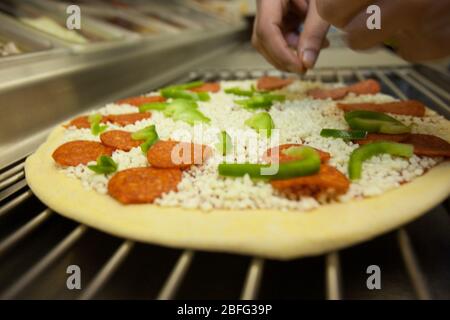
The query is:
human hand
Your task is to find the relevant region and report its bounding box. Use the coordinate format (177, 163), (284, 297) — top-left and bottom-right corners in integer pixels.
(316, 0), (450, 61)
(252, 0), (330, 73)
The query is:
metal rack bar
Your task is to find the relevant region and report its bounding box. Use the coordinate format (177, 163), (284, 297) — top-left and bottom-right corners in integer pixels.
(266, 69), (283, 78)
(0, 208), (53, 258)
(0, 179), (28, 203)
(235, 70), (251, 80)
(374, 70), (408, 100)
(397, 229), (432, 300)
(354, 69), (366, 82)
(408, 70), (450, 101)
(0, 225), (88, 299)
(395, 70), (450, 113)
(79, 240), (135, 300)
(0, 190), (33, 218)
(325, 252), (342, 300)
(250, 70), (265, 79)
(0, 162), (25, 182)
(240, 258), (264, 300)
(314, 71), (322, 82)
(0, 171), (25, 191)
(157, 250), (194, 300)
(335, 69), (345, 83)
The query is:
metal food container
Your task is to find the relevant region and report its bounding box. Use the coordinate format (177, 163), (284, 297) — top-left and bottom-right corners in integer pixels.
(80, 6), (180, 37)
(171, 0), (230, 28)
(0, 15), (67, 66)
(132, 1), (206, 31)
(0, 0), (138, 53)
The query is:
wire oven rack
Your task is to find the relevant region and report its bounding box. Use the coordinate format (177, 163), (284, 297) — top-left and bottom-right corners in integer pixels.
(0, 67), (449, 300)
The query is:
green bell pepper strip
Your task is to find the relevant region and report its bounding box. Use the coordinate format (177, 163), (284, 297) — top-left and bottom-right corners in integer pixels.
(282, 146), (309, 157)
(235, 96), (271, 109)
(139, 102), (168, 112)
(344, 110), (410, 134)
(88, 155), (118, 174)
(264, 94), (286, 101)
(162, 99), (198, 117)
(131, 125), (157, 141)
(160, 88), (210, 101)
(145, 99), (209, 125)
(244, 112), (275, 137)
(88, 113), (107, 136)
(218, 146), (321, 180)
(348, 141), (414, 180)
(172, 109), (211, 125)
(88, 113), (102, 124)
(320, 129), (368, 140)
(225, 87), (254, 97)
(196, 92), (210, 101)
(165, 81), (204, 91)
(216, 131), (233, 156)
(140, 135), (159, 154)
(236, 94), (285, 110)
(131, 125), (159, 153)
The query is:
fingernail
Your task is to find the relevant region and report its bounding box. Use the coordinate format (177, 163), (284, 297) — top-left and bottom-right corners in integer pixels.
(302, 49), (318, 69)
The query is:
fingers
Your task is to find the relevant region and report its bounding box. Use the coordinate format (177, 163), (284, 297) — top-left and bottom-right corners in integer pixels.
(343, 1), (412, 50)
(286, 32), (329, 50)
(252, 0), (302, 72)
(394, 2), (450, 61)
(252, 31), (289, 71)
(285, 32), (299, 49)
(297, 0), (330, 70)
(252, 16), (289, 71)
(395, 33), (432, 62)
(395, 30), (450, 62)
(316, 0), (450, 62)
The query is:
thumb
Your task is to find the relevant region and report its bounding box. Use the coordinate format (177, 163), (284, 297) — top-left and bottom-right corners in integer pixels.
(298, 0), (330, 70)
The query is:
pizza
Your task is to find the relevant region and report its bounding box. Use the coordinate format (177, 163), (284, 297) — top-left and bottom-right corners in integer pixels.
(25, 76), (450, 259)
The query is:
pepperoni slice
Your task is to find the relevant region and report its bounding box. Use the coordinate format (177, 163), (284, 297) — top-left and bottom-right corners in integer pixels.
(308, 79), (381, 100)
(52, 141), (114, 167)
(147, 140), (212, 169)
(108, 167), (182, 204)
(100, 130), (143, 152)
(263, 144), (331, 163)
(66, 115), (107, 129)
(271, 165), (350, 198)
(308, 87), (348, 100)
(105, 112), (151, 126)
(116, 95), (166, 107)
(356, 133), (410, 145)
(190, 82), (220, 93)
(348, 79), (381, 95)
(257, 76), (294, 91)
(403, 134), (450, 158)
(338, 100), (426, 117)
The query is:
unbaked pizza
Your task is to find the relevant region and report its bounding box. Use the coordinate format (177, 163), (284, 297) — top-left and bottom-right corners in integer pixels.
(25, 76), (450, 259)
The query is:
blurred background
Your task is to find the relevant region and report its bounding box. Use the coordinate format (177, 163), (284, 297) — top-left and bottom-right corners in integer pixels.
(0, 0), (448, 300)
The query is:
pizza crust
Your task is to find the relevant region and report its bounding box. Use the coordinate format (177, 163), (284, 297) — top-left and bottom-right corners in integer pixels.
(25, 125), (450, 260)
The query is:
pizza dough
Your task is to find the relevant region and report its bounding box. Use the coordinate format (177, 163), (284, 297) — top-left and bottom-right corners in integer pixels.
(25, 125), (450, 260)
